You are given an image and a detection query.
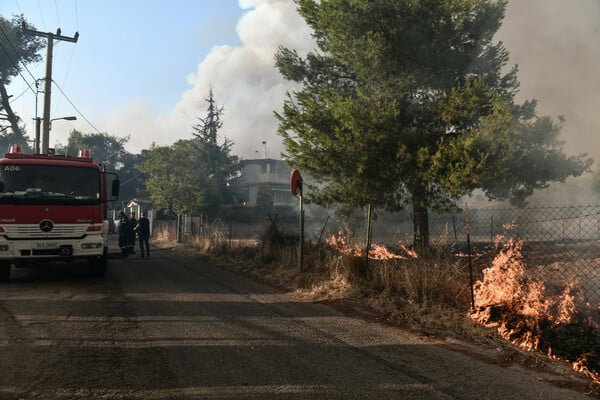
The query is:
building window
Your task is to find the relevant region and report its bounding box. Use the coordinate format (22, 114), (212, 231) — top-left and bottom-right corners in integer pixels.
(273, 189), (294, 205)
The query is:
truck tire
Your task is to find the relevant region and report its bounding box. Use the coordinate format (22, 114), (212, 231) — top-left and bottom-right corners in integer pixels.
(89, 248), (107, 277)
(0, 262), (10, 282)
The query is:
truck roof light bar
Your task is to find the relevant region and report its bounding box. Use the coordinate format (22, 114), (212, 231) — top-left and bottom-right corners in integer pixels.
(8, 144), (23, 154)
(78, 149), (91, 158)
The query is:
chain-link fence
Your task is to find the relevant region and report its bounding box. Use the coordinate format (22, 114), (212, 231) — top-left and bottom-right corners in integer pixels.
(458, 205), (600, 307)
(162, 204), (600, 308)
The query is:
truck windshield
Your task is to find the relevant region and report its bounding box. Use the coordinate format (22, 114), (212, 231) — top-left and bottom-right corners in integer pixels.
(0, 164), (100, 204)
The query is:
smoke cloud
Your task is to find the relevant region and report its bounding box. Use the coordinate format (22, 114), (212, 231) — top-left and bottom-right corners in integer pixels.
(496, 0), (600, 159)
(101, 0), (599, 171)
(113, 0), (313, 159)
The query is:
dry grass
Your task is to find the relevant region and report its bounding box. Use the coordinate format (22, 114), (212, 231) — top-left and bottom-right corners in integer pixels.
(152, 224), (177, 243)
(177, 227), (599, 393)
(185, 228), (497, 346)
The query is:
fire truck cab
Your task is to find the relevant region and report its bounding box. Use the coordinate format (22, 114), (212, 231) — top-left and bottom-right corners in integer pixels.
(0, 145), (120, 281)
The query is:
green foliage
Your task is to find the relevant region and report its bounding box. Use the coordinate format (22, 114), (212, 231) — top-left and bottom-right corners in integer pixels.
(0, 15), (43, 84)
(139, 90), (241, 217)
(64, 129), (130, 170)
(433, 101), (592, 206)
(0, 128), (31, 154)
(138, 140), (208, 215)
(117, 152), (148, 203)
(0, 15), (43, 142)
(275, 0), (592, 246)
(191, 89), (241, 216)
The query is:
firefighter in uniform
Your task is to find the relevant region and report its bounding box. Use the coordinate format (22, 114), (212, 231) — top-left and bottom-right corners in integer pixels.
(117, 212), (129, 257)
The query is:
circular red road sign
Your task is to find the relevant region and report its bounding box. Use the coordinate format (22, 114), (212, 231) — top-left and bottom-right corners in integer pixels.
(290, 169), (303, 196)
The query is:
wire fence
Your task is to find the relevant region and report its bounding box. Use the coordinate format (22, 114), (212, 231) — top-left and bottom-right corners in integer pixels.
(455, 205), (600, 308)
(157, 204), (600, 308)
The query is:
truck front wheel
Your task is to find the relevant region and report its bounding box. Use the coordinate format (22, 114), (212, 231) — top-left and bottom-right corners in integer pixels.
(89, 248), (107, 277)
(0, 262), (10, 282)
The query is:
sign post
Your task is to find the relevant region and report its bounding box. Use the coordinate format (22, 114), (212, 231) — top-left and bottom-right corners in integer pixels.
(290, 169), (304, 272)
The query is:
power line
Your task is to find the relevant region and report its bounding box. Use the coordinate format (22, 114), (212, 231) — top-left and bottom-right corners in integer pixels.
(60, 45), (76, 88)
(52, 79), (103, 135)
(8, 85), (31, 103)
(0, 23), (38, 88)
(35, 0), (47, 31)
(22, 25), (79, 153)
(0, 42), (36, 97)
(62, 0), (80, 88)
(14, 0), (23, 14)
(52, 0), (74, 89)
(73, 0), (79, 31)
(53, 0), (61, 27)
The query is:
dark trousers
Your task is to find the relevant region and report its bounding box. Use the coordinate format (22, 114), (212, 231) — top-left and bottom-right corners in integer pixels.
(139, 235), (149, 255)
(124, 231), (136, 254)
(119, 235), (128, 257)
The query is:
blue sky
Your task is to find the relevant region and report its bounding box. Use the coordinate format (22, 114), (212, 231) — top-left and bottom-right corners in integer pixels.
(2, 0), (313, 157)
(39, 0), (244, 114)
(2, 0), (600, 166)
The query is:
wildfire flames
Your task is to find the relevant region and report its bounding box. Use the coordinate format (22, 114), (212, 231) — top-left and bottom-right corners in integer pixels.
(327, 231), (599, 384)
(326, 232), (417, 260)
(470, 238), (599, 384)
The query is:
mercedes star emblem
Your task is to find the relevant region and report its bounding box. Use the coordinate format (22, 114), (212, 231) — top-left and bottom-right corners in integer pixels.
(39, 219), (54, 233)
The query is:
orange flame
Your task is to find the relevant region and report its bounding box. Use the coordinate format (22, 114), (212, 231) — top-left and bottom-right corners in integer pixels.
(470, 238), (581, 349)
(326, 232), (363, 257)
(572, 353), (600, 384)
(327, 232), (417, 260)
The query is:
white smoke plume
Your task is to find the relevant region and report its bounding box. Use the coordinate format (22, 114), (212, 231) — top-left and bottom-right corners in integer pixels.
(97, 0), (599, 170)
(116, 0), (314, 159)
(497, 0), (600, 159)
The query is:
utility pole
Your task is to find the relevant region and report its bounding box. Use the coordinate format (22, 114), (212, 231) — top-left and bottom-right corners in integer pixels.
(22, 23), (78, 153)
(34, 117), (41, 153)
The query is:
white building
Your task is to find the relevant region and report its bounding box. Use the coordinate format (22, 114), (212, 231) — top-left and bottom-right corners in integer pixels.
(239, 158), (296, 206)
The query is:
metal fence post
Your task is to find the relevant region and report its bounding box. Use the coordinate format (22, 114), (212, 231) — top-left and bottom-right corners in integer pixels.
(465, 203), (475, 311)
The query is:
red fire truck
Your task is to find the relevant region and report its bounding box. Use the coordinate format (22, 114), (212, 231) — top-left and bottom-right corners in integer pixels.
(0, 145), (120, 281)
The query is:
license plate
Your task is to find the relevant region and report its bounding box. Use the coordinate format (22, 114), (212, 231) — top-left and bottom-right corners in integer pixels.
(35, 242), (59, 249)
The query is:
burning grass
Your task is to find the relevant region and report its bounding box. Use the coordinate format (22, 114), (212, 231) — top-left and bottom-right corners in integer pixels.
(184, 227), (600, 390)
(471, 238), (600, 384)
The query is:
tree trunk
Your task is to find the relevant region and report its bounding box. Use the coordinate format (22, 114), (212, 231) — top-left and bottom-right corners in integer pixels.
(411, 186), (429, 249)
(0, 82), (23, 137)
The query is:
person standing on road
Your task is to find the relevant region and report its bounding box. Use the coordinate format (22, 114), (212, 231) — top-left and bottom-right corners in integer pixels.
(135, 211), (151, 257)
(125, 212), (137, 254)
(117, 211), (129, 257)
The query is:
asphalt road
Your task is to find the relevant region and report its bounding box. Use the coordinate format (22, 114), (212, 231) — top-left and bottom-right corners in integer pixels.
(0, 242), (596, 399)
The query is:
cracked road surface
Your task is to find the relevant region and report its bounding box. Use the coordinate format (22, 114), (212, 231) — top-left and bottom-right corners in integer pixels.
(0, 245), (595, 399)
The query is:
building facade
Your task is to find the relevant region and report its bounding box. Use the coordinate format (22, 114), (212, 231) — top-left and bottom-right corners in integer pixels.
(239, 158), (295, 207)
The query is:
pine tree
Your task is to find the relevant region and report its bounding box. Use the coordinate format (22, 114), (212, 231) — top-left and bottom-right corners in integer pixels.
(0, 16), (43, 146)
(275, 0), (592, 248)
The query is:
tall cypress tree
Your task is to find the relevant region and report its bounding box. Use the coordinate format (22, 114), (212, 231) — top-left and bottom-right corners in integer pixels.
(192, 89), (241, 217)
